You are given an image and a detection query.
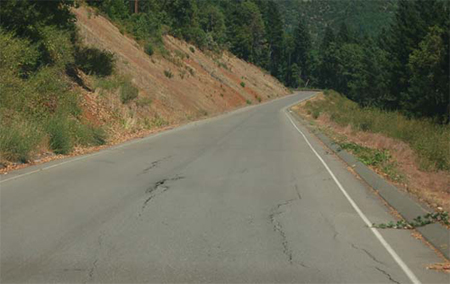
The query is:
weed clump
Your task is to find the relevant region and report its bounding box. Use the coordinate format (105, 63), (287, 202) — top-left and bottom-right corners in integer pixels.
(164, 69), (174, 79)
(120, 81), (139, 104)
(0, 119), (43, 162)
(45, 116), (73, 155)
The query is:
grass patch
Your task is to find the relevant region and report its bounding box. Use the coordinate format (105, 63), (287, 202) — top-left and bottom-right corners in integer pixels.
(93, 75), (123, 91)
(136, 97), (152, 108)
(45, 116), (73, 155)
(73, 123), (107, 146)
(164, 69), (174, 79)
(339, 142), (403, 181)
(0, 119), (43, 162)
(305, 90), (450, 171)
(120, 81), (138, 104)
(174, 49), (186, 59)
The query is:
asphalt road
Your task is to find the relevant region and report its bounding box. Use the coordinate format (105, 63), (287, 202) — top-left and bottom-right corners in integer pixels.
(1, 92), (448, 283)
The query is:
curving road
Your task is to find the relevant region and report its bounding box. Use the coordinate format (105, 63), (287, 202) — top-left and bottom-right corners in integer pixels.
(1, 92), (448, 283)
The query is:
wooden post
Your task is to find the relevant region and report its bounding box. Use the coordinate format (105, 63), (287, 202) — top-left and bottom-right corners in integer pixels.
(134, 0), (138, 14)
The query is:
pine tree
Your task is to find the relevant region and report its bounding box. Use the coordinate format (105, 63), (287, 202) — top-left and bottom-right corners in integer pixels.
(337, 22), (352, 44)
(318, 26), (337, 88)
(407, 26), (449, 121)
(293, 19), (312, 82)
(385, 0), (445, 108)
(265, 0), (284, 79)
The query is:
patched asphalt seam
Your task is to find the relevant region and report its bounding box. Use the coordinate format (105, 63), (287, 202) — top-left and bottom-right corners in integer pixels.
(351, 243), (385, 265)
(375, 267), (401, 284)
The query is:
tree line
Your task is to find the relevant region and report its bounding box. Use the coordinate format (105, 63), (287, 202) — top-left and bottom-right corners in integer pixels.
(2, 0), (448, 123)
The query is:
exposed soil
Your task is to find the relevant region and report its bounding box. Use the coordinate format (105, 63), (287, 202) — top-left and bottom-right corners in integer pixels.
(0, 7), (289, 174)
(292, 94), (450, 213)
(73, 7), (288, 124)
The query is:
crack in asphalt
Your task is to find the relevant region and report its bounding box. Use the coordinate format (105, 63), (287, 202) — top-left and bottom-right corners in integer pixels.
(269, 199), (297, 265)
(319, 212), (340, 242)
(87, 259), (98, 282)
(140, 176), (185, 216)
(351, 243), (385, 265)
(333, 231), (339, 240)
(294, 184), (302, 200)
(375, 267), (401, 284)
(138, 156), (171, 176)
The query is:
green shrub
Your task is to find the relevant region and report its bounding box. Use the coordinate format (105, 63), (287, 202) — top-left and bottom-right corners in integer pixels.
(0, 29), (39, 77)
(183, 27), (207, 50)
(39, 25), (74, 66)
(120, 81), (138, 104)
(189, 46), (195, 53)
(75, 47), (114, 77)
(45, 116), (73, 155)
(246, 99), (252, 105)
(145, 42), (154, 56)
(240, 82), (246, 88)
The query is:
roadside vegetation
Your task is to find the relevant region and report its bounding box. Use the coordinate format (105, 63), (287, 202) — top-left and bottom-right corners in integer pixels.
(306, 91), (450, 172)
(0, 1), (116, 164)
(294, 91), (450, 212)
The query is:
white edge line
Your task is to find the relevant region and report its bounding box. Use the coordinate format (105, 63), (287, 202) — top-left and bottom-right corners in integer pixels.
(285, 110), (421, 284)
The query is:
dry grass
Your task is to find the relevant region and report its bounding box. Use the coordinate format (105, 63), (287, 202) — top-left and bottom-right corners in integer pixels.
(293, 92), (450, 212)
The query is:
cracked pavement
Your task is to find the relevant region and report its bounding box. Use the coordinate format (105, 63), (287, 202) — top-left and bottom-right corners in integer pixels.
(1, 92), (449, 283)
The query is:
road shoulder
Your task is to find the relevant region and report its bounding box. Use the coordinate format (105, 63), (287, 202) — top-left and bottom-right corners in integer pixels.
(287, 103), (449, 261)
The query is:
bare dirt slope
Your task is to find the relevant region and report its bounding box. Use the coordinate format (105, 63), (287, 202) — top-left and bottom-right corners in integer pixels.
(74, 7), (289, 126)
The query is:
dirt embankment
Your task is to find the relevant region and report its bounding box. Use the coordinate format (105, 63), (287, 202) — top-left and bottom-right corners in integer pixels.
(0, 7), (289, 173)
(73, 7), (289, 127)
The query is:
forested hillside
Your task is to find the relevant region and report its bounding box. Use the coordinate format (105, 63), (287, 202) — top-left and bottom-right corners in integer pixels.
(96, 0), (445, 124)
(278, 0), (397, 42)
(1, 0), (449, 166)
(89, 0), (447, 123)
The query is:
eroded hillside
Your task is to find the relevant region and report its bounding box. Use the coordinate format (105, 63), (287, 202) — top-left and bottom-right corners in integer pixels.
(74, 7), (289, 130)
(0, 6), (289, 171)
